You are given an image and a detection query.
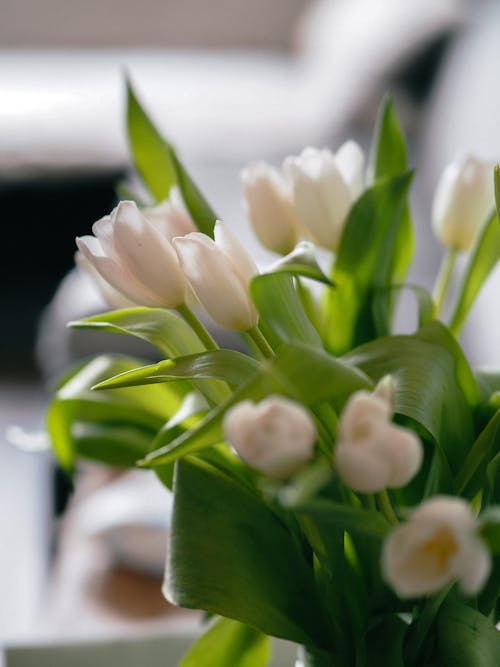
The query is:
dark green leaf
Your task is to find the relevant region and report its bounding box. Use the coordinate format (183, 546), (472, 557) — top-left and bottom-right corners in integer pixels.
(178, 617), (270, 667)
(166, 457), (329, 648)
(434, 601), (500, 667)
(324, 173), (413, 354)
(251, 273), (323, 348)
(449, 211), (500, 336)
(455, 408), (500, 497)
(371, 283), (435, 337)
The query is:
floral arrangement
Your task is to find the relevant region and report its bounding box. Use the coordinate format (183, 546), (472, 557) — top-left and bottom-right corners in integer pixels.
(47, 82), (500, 666)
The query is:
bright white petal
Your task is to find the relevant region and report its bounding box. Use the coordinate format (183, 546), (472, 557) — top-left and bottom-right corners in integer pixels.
(335, 140), (365, 199)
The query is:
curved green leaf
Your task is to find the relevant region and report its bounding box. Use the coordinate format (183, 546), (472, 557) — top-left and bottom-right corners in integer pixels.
(92, 350), (260, 390)
(165, 457), (330, 649)
(371, 283), (435, 337)
(251, 273), (323, 348)
(47, 355), (188, 472)
(265, 242), (334, 286)
(434, 602), (500, 667)
(455, 408), (500, 497)
(126, 78), (217, 235)
(70, 307), (204, 359)
(178, 617), (270, 667)
(344, 323), (475, 476)
(449, 210), (500, 336)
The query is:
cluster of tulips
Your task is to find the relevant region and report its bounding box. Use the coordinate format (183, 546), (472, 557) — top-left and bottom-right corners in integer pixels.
(74, 141), (495, 601)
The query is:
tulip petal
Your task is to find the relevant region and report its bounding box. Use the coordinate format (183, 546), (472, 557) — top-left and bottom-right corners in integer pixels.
(335, 140), (365, 199)
(214, 221), (258, 285)
(174, 235), (257, 331)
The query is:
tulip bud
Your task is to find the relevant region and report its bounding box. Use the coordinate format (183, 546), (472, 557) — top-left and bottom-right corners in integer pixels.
(334, 390), (422, 493)
(142, 186), (197, 241)
(173, 221), (258, 331)
(382, 496), (491, 597)
(76, 200), (187, 309)
(432, 156), (494, 251)
(75, 250), (135, 309)
(223, 396), (316, 479)
(241, 162), (299, 254)
(284, 141), (365, 250)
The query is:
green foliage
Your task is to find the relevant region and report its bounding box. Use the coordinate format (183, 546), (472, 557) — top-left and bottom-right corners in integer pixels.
(46, 355), (188, 473)
(449, 211), (500, 336)
(178, 617), (270, 667)
(166, 457), (330, 649)
(126, 79), (217, 235)
(324, 173), (412, 354)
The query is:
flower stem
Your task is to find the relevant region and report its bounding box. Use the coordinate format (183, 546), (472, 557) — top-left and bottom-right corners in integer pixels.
(432, 248), (457, 319)
(176, 303), (219, 351)
(377, 489), (398, 524)
(247, 326), (275, 359)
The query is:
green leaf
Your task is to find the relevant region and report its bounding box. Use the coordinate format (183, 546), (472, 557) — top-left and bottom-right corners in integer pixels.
(126, 78), (217, 235)
(479, 506), (500, 553)
(251, 273), (323, 348)
(178, 617), (270, 667)
(344, 323), (475, 477)
(434, 601), (500, 667)
(455, 408), (500, 497)
(70, 307), (204, 359)
(324, 173), (413, 353)
(369, 96), (408, 182)
(369, 96), (414, 325)
(92, 350), (260, 390)
(166, 457), (329, 649)
(449, 210), (500, 336)
(47, 355), (188, 472)
(364, 614), (407, 667)
(142, 342), (372, 467)
(296, 500), (391, 540)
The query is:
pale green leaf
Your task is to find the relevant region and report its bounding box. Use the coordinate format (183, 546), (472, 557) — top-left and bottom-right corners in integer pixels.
(178, 617), (270, 667)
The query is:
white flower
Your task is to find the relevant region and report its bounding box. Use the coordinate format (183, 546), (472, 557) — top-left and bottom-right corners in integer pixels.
(75, 250), (135, 309)
(241, 162), (299, 254)
(223, 396), (316, 479)
(142, 186), (197, 241)
(432, 156), (494, 251)
(76, 201), (187, 308)
(382, 496), (491, 597)
(283, 141), (365, 250)
(334, 390), (422, 493)
(173, 221), (259, 331)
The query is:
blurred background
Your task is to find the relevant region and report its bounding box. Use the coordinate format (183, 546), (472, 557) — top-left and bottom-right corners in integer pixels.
(2, 0), (500, 660)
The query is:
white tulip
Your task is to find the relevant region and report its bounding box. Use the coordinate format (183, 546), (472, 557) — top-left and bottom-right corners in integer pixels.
(173, 221), (259, 331)
(334, 391), (422, 493)
(142, 186), (197, 241)
(382, 496), (491, 597)
(75, 250), (135, 309)
(241, 162), (299, 255)
(76, 201), (187, 309)
(284, 141), (365, 250)
(223, 396), (316, 479)
(432, 156), (494, 251)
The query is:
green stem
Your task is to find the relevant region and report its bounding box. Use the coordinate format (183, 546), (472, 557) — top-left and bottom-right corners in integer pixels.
(247, 326), (275, 359)
(376, 489), (398, 525)
(176, 303), (218, 351)
(432, 248), (458, 319)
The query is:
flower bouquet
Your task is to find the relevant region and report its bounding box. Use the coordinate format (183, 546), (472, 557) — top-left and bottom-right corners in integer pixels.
(47, 82), (500, 666)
